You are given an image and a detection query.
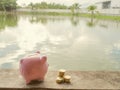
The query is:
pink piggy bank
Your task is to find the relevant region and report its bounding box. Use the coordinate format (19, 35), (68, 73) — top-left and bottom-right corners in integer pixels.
(20, 51), (48, 84)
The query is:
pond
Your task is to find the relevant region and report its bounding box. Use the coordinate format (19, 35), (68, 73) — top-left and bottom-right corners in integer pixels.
(0, 14), (120, 71)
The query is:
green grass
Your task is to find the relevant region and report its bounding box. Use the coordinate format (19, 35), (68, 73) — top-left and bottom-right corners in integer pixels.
(96, 15), (120, 21)
(1, 11), (120, 21)
(17, 11), (120, 21)
(79, 13), (120, 21)
(15, 11), (73, 16)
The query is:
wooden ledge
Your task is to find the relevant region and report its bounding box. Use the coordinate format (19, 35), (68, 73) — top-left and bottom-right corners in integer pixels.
(0, 69), (120, 90)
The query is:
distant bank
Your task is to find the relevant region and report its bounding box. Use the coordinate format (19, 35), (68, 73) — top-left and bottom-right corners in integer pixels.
(0, 9), (120, 21)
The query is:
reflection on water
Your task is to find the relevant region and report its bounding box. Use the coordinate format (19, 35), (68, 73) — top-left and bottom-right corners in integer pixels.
(70, 16), (80, 26)
(86, 17), (97, 27)
(29, 15), (80, 26)
(0, 14), (120, 71)
(0, 14), (18, 30)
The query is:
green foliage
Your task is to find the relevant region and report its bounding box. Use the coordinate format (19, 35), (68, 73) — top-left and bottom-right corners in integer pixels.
(0, 0), (17, 11)
(87, 5), (96, 11)
(69, 3), (80, 9)
(69, 3), (80, 14)
(28, 2), (68, 9)
(87, 5), (97, 16)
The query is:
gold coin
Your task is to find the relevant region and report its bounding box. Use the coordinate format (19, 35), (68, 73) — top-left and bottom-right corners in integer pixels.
(64, 75), (71, 83)
(56, 77), (64, 84)
(59, 69), (66, 77)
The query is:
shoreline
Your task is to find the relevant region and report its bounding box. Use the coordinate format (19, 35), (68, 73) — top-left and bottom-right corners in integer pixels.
(0, 10), (120, 21)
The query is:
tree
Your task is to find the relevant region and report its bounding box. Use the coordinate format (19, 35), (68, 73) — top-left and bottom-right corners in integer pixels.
(29, 2), (34, 10)
(74, 3), (80, 9)
(70, 3), (80, 15)
(0, 0), (17, 11)
(87, 5), (97, 16)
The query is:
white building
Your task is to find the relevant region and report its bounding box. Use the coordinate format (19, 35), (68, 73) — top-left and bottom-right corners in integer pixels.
(95, 0), (120, 9)
(111, 0), (120, 9)
(80, 0), (120, 15)
(94, 0), (120, 15)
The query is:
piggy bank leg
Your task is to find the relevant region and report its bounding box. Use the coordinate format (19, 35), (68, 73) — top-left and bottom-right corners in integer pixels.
(26, 79), (31, 85)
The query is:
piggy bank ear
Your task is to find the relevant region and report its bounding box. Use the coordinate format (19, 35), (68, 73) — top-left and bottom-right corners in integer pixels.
(41, 56), (47, 63)
(20, 59), (24, 64)
(36, 51), (40, 54)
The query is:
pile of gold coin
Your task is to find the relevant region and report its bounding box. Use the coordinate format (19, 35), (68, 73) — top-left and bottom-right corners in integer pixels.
(56, 69), (71, 84)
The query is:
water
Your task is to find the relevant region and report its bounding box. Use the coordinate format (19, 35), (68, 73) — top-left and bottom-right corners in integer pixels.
(0, 14), (120, 71)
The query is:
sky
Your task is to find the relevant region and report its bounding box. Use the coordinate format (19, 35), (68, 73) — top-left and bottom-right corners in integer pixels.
(17, 0), (103, 6)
